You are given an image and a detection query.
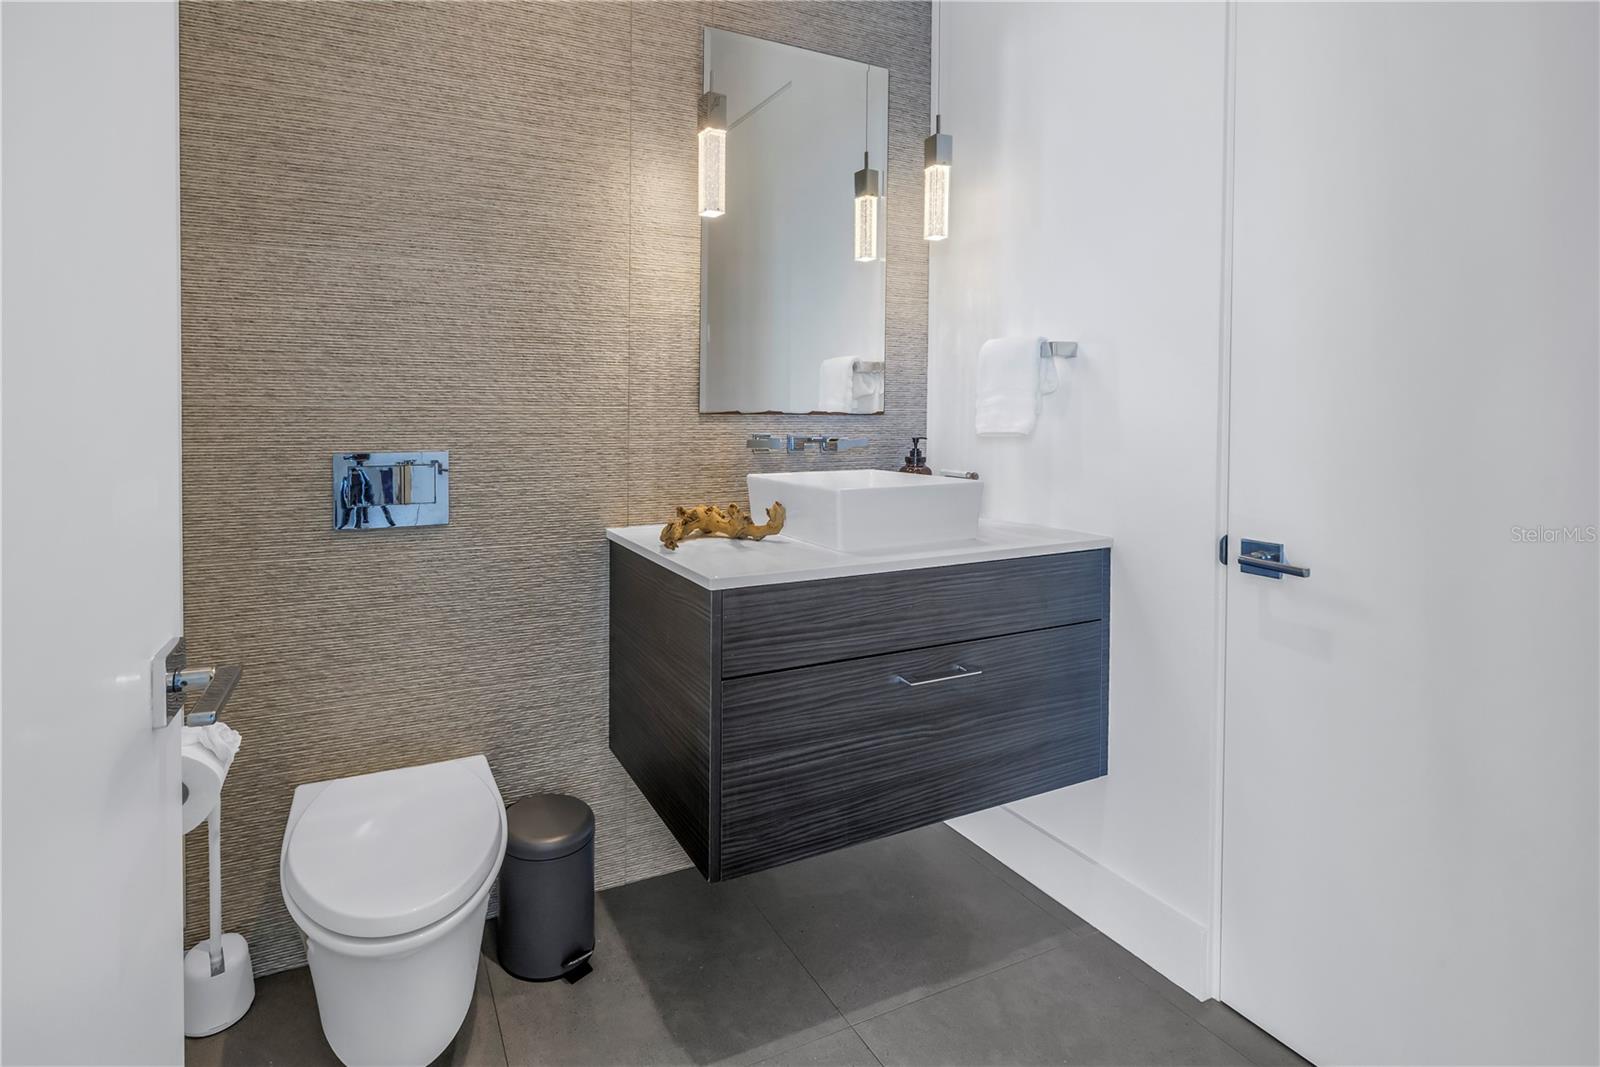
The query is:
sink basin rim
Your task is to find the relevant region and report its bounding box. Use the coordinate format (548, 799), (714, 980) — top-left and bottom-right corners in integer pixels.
(747, 468), (983, 553)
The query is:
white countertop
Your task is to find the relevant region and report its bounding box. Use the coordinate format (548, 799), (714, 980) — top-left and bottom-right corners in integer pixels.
(605, 521), (1112, 591)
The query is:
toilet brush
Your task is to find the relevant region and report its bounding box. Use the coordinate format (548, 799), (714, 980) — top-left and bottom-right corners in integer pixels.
(183, 798), (255, 1037)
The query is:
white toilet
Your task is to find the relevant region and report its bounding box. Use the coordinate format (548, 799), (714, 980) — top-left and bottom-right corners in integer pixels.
(280, 755), (507, 1067)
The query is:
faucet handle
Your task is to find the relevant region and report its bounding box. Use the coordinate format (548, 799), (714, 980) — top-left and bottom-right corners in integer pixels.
(821, 436), (870, 452)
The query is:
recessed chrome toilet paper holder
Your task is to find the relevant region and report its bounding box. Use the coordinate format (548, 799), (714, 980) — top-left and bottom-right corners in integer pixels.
(152, 636), (243, 729)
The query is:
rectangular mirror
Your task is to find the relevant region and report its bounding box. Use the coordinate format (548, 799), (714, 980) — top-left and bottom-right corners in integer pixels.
(699, 29), (889, 414)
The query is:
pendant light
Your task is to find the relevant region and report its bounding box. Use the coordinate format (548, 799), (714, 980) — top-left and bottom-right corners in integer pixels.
(698, 82), (727, 219)
(924, 2), (951, 241)
(853, 67), (881, 262)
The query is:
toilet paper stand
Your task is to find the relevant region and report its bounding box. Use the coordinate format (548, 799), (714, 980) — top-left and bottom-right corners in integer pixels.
(184, 798), (255, 1037)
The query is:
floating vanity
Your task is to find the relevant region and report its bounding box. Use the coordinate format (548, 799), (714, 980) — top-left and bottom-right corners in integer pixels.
(607, 487), (1112, 881)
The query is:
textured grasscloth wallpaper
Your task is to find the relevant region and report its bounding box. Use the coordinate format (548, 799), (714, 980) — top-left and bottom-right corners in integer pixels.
(179, 1), (928, 975)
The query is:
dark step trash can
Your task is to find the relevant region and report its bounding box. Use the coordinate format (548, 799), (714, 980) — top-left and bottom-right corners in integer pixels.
(497, 794), (595, 982)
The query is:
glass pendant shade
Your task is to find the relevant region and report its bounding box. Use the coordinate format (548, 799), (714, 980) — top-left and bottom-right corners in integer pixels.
(854, 153), (881, 262)
(923, 117), (952, 241)
(698, 91), (727, 218)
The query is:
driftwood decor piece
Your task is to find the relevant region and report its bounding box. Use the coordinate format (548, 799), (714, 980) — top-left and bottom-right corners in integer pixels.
(659, 502), (786, 551)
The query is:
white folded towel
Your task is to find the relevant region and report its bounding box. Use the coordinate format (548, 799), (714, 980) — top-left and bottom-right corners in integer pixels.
(976, 335), (1058, 436)
(850, 362), (884, 414)
(184, 721), (242, 766)
(817, 355), (857, 413)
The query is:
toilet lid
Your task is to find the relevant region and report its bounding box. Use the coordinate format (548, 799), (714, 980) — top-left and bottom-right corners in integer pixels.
(284, 759), (504, 939)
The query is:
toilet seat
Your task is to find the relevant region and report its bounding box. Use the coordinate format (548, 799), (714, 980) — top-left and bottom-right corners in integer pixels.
(283, 758), (504, 939)
(281, 855), (497, 960)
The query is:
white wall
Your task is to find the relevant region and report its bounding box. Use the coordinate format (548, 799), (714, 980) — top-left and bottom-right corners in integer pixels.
(931, 2), (1229, 996)
(2, 3), (186, 1063)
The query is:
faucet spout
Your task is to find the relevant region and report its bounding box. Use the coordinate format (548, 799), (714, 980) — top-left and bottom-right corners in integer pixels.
(746, 434), (871, 454)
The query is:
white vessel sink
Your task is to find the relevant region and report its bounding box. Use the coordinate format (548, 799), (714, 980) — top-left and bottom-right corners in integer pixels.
(747, 469), (983, 553)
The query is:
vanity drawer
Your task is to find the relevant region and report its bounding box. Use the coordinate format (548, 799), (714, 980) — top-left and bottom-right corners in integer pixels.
(718, 548), (1109, 678)
(717, 621), (1107, 879)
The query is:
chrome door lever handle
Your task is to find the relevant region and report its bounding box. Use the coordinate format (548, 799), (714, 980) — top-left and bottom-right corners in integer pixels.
(1238, 538), (1310, 579)
(1242, 553), (1310, 578)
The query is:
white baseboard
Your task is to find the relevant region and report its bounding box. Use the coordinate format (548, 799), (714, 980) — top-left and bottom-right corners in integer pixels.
(948, 806), (1213, 1000)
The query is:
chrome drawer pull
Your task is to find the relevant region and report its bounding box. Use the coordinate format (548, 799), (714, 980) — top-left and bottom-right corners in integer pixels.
(890, 664), (984, 688)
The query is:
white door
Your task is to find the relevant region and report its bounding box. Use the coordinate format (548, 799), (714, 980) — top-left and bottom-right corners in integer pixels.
(1221, 4), (1598, 1065)
(2, 3), (185, 1064)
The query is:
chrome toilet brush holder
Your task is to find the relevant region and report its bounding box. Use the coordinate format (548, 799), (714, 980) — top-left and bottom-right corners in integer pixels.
(184, 799), (254, 1037)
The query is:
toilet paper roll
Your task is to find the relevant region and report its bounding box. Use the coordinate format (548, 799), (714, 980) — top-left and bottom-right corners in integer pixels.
(182, 723), (240, 834)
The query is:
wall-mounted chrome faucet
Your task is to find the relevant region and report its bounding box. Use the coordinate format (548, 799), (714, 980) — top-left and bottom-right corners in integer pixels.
(746, 434), (871, 454)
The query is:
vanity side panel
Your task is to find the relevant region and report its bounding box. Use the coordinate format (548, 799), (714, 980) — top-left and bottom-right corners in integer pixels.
(609, 543), (715, 876)
(720, 549), (1110, 677)
(708, 587), (724, 877)
(1097, 549), (1111, 777)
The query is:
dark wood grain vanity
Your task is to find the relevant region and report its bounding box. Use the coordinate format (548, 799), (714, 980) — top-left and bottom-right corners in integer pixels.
(607, 527), (1111, 880)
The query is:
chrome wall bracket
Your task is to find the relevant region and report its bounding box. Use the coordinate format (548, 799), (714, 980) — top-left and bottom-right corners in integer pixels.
(151, 635), (185, 729)
(334, 451), (449, 531)
(151, 636), (244, 728)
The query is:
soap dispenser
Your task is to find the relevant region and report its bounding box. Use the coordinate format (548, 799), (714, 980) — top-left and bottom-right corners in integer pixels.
(900, 437), (932, 475)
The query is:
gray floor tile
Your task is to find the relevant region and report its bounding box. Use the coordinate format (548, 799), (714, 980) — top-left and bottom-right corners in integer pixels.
(942, 826), (1090, 933)
(184, 957), (504, 1067)
(183, 966), (336, 1067)
(190, 842), (1299, 1067)
(741, 825), (1071, 1024)
(854, 943), (1253, 1067)
(752, 1028), (883, 1067)
(443, 958), (511, 1067)
(1071, 932), (1307, 1066)
(486, 869), (847, 1066)
(1071, 930), (1207, 1013)
(1187, 1003), (1310, 1067)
